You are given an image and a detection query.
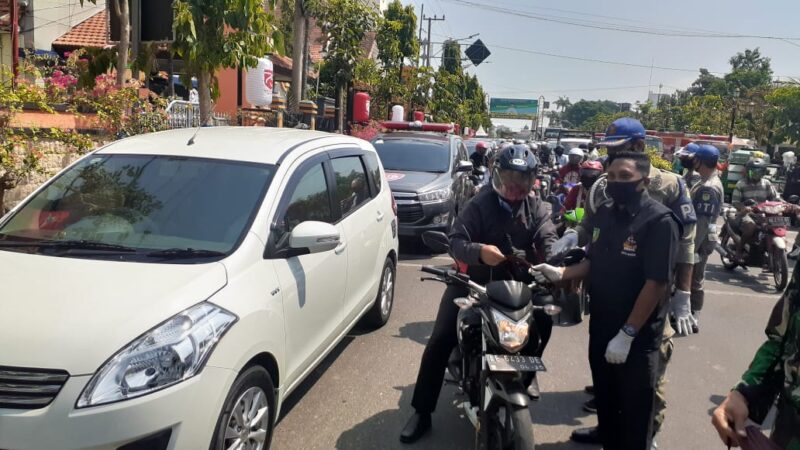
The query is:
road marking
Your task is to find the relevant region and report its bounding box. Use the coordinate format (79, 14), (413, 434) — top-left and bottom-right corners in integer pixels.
(704, 289), (779, 299)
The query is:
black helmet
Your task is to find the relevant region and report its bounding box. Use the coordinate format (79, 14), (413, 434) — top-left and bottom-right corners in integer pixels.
(746, 157), (767, 182)
(492, 144), (538, 202)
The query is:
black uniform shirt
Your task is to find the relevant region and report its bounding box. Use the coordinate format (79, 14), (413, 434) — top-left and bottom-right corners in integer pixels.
(586, 192), (680, 351)
(470, 151), (489, 169)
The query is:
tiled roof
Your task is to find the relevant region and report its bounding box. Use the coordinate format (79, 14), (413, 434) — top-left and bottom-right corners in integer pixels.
(52, 10), (109, 50)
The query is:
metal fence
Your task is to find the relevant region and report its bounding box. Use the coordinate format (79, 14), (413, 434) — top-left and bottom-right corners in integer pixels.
(166, 100), (231, 128)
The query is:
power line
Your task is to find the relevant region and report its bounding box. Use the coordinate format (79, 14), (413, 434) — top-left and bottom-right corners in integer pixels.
(441, 0), (800, 42)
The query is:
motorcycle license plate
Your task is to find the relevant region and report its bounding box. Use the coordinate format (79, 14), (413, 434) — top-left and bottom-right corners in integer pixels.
(485, 354), (546, 373)
(767, 216), (791, 227)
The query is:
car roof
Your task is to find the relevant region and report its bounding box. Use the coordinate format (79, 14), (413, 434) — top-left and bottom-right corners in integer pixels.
(374, 131), (451, 143)
(97, 127), (366, 165)
(559, 138), (592, 143)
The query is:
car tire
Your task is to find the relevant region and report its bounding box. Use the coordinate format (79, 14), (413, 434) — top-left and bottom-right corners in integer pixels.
(363, 257), (396, 328)
(210, 366), (276, 450)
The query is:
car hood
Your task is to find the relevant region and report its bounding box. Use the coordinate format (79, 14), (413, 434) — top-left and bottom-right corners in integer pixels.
(385, 170), (448, 193)
(0, 251), (228, 375)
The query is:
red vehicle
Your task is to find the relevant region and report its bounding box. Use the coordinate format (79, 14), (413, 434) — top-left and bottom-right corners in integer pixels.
(717, 200), (797, 291)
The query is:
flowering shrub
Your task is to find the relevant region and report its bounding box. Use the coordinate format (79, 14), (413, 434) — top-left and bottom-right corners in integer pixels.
(350, 120), (382, 141)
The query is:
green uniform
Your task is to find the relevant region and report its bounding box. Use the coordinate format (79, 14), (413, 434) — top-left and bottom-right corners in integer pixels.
(578, 166), (698, 436)
(735, 264), (800, 449)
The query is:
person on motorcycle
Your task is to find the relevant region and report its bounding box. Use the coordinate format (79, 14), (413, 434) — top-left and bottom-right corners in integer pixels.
(549, 117), (697, 447)
(532, 151), (681, 450)
(539, 142), (553, 167)
(470, 141), (490, 169)
(400, 144), (558, 444)
(731, 158), (780, 263)
(563, 160), (603, 212)
(683, 144), (724, 333)
(555, 146), (568, 168)
(559, 148), (585, 185)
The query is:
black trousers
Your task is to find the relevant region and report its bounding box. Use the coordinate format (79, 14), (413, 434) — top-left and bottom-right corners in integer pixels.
(589, 335), (661, 450)
(411, 284), (553, 413)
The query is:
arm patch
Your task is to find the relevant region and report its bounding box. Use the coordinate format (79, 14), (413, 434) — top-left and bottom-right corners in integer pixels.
(670, 177), (697, 225)
(692, 186), (722, 217)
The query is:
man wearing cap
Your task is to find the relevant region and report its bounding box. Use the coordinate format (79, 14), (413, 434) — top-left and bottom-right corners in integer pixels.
(551, 118), (698, 447)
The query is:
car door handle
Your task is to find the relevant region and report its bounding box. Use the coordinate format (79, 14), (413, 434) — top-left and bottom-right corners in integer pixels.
(335, 241), (347, 255)
(377, 210), (384, 222)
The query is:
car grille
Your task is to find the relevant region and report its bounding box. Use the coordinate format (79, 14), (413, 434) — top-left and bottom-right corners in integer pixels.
(397, 204), (425, 224)
(0, 366), (70, 409)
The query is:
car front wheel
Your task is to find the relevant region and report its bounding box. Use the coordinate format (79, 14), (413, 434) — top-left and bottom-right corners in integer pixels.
(363, 257), (396, 328)
(210, 366), (276, 450)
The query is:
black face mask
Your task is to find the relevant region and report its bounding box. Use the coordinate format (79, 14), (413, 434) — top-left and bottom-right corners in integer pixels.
(606, 179), (644, 206)
(679, 156), (694, 168)
(580, 175), (599, 189)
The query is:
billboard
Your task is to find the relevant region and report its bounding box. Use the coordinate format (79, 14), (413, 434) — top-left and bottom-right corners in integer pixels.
(489, 98), (538, 119)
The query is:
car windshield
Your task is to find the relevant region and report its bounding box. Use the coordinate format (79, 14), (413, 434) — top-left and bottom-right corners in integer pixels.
(374, 138), (450, 173)
(0, 154), (274, 262)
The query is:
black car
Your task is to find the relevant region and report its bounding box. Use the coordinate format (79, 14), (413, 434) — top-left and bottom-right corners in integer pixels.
(373, 132), (475, 237)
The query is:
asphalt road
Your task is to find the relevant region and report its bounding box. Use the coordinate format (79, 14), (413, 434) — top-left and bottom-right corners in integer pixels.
(271, 237), (792, 450)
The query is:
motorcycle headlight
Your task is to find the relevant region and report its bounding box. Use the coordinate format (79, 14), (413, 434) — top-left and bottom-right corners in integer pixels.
(491, 309), (530, 353)
(77, 303), (237, 408)
(418, 188), (451, 203)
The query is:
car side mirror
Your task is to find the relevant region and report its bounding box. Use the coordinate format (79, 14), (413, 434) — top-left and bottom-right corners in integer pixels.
(289, 221), (340, 255)
(456, 160), (474, 173)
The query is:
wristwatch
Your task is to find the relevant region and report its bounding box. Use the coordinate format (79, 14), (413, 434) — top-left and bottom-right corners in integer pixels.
(621, 324), (638, 337)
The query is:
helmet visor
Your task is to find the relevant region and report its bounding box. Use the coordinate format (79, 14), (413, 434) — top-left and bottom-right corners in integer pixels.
(748, 168), (766, 180)
(493, 168), (536, 202)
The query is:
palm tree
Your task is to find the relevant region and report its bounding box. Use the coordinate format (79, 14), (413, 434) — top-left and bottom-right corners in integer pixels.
(554, 96), (571, 112)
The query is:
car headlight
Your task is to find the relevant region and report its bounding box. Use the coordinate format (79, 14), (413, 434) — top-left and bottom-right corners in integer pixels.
(491, 309), (530, 353)
(77, 303), (237, 408)
(418, 188), (451, 203)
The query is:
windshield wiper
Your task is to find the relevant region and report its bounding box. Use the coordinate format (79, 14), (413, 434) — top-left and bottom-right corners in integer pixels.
(0, 239), (137, 252)
(146, 248), (227, 259)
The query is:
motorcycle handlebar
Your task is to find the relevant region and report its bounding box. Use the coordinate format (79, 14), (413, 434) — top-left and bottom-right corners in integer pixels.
(420, 266), (447, 277)
(420, 265), (487, 295)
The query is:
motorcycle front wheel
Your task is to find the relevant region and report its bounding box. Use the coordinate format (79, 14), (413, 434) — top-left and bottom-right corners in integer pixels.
(771, 246), (789, 291)
(480, 404), (535, 450)
(508, 406), (535, 450)
(718, 229), (739, 270)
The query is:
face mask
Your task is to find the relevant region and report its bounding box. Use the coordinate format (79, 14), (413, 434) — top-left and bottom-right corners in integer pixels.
(580, 175), (598, 189)
(679, 156), (694, 168)
(606, 179), (644, 206)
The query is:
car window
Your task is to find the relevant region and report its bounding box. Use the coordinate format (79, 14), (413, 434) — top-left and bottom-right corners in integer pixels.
(331, 156), (370, 217)
(362, 152), (382, 196)
(0, 154), (274, 261)
(458, 141), (469, 161)
(373, 138), (450, 173)
(274, 163), (331, 246)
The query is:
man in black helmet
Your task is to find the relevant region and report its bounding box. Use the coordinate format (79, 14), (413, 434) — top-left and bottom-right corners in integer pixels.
(400, 144), (558, 444)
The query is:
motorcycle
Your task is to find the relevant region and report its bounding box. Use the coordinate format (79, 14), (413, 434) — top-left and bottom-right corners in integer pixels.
(420, 231), (583, 450)
(716, 198), (797, 291)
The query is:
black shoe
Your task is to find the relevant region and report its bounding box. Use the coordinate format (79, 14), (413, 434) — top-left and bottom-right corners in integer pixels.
(400, 412), (431, 444)
(527, 376), (541, 400)
(584, 385), (594, 395)
(570, 426), (601, 444)
(583, 397), (597, 413)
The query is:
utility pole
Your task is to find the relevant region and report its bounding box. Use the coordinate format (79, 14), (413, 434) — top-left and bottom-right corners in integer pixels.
(417, 4), (424, 66)
(422, 13), (445, 68)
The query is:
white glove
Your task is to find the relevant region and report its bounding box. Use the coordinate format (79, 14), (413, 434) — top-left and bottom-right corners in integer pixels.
(551, 229), (578, 256)
(605, 329), (635, 364)
(530, 264), (563, 284)
(670, 289), (697, 336)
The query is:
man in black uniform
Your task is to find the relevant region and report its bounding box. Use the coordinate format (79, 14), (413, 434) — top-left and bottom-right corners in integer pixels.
(400, 144), (558, 444)
(470, 141), (490, 169)
(532, 152), (680, 450)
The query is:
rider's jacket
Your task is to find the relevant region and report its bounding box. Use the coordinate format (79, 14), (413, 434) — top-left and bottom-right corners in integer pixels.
(449, 186), (557, 285)
(690, 171), (724, 256)
(732, 178), (779, 205)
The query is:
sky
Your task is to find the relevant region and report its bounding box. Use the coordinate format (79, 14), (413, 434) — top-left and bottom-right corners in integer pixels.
(404, 0), (800, 130)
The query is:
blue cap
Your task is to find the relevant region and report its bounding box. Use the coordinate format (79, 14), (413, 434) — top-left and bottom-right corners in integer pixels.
(599, 118), (646, 147)
(694, 144), (720, 166)
(675, 142), (701, 158)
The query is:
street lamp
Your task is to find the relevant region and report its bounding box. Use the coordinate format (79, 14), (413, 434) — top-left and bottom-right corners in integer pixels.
(729, 87), (741, 143)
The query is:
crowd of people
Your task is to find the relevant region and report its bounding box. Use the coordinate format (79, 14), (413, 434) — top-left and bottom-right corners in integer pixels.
(399, 118), (800, 449)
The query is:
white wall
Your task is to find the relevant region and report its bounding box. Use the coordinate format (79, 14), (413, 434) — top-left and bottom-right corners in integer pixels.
(20, 0), (106, 50)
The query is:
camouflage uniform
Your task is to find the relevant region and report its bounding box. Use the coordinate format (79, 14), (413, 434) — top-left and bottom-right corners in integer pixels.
(577, 166), (697, 436)
(734, 263), (800, 449)
(688, 171), (724, 314)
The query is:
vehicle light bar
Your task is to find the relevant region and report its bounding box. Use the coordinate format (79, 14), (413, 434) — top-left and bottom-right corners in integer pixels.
(380, 121), (454, 133)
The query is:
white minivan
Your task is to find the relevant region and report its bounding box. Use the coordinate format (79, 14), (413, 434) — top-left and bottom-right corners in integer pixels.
(0, 127), (399, 450)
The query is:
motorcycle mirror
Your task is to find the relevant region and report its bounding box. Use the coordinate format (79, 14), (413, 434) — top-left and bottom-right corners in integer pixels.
(421, 231), (450, 254)
(788, 195), (799, 205)
(563, 248), (587, 267)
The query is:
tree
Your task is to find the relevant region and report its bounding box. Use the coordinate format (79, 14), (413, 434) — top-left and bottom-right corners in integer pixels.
(376, 0), (419, 70)
(562, 100), (620, 129)
(725, 48), (773, 93)
(767, 85), (800, 145)
(313, 0), (378, 131)
(80, 0), (128, 87)
(554, 96), (571, 111)
(687, 69), (728, 98)
(428, 42), (490, 130)
(173, 0), (279, 125)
